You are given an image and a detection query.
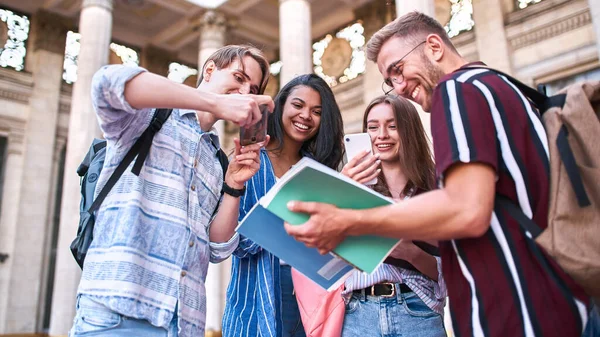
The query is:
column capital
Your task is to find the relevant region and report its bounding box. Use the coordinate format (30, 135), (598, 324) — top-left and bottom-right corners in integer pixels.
(199, 10), (228, 32)
(354, 1), (395, 39)
(30, 10), (72, 54)
(82, 0), (113, 11)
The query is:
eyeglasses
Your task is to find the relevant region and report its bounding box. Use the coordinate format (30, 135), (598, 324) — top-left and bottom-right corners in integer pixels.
(381, 41), (426, 95)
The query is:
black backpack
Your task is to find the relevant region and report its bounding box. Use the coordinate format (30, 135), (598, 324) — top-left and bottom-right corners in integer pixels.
(70, 109), (229, 268)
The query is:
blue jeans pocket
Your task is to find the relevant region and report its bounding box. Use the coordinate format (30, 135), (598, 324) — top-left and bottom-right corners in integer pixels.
(402, 293), (439, 318)
(72, 296), (122, 336)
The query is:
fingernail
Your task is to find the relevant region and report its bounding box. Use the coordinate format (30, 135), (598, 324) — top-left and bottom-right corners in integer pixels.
(376, 160), (381, 164)
(287, 201), (295, 209)
(365, 149), (371, 153)
(375, 153), (381, 158)
(377, 169), (381, 173)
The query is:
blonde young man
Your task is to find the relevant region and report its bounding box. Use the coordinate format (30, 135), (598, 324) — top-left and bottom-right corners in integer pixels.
(284, 12), (591, 337)
(69, 45), (273, 337)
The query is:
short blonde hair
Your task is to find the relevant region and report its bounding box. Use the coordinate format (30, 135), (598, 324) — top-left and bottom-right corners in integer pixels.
(366, 11), (457, 63)
(197, 45), (270, 94)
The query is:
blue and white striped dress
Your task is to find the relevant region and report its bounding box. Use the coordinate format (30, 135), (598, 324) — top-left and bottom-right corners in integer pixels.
(222, 149), (284, 337)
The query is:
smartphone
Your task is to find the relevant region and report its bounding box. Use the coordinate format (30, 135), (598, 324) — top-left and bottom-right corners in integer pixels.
(344, 133), (377, 185)
(239, 105), (269, 146)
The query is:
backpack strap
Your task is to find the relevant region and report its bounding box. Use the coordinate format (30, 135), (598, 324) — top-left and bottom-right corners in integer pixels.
(131, 108), (172, 175)
(556, 126), (591, 207)
(468, 66), (591, 207)
(495, 194), (543, 239)
(88, 108), (172, 214)
(464, 66), (566, 113)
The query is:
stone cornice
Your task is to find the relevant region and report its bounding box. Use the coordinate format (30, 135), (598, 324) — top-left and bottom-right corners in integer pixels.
(508, 9), (592, 50)
(332, 74), (364, 112)
(506, 0), (576, 25)
(451, 30), (475, 49)
(0, 68), (33, 104)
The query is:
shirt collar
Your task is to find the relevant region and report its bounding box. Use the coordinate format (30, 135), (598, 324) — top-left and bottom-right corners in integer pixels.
(177, 108), (221, 149)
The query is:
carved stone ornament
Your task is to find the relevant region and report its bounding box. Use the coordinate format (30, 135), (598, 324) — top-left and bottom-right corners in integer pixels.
(200, 10), (227, 31)
(0, 20), (7, 48)
(320, 38), (353, 79)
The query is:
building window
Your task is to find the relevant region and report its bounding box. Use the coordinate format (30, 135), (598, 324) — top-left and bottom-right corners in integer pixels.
(313, 22), (366, 87)
(445, 0), (474, 38)
(63, 31), (140, 84)
(517, 0), (544, 10)
(0, 136), (7, 218)
(0, 8), (29, 71)
(542, 68), (600, 95)
(167, 62), (198, 84)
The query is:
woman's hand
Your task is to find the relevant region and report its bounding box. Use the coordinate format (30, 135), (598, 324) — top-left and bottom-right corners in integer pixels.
(225, 135), (270, 189)
(341, 150), (380, 184)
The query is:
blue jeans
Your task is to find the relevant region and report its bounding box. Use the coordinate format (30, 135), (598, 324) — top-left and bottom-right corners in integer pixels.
(342, 284), (446, 337)
(280, 264), (307, 337)
(69, 295), (178, 337)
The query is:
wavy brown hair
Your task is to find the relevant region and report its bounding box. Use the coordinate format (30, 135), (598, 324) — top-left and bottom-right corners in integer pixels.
(362, 95), (435, 197)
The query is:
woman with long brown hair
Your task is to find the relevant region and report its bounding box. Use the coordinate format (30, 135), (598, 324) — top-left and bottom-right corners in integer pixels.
(339, 95), (447, 337)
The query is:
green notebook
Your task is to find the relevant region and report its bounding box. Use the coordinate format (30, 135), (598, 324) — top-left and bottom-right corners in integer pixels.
(259, 157), (399, 274)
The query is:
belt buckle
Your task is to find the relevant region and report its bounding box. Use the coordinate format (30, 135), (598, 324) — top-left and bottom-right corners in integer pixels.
(380, 282), (396, 298)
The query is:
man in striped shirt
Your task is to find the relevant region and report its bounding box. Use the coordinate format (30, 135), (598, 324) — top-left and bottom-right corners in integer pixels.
(285, 12), (591, 337)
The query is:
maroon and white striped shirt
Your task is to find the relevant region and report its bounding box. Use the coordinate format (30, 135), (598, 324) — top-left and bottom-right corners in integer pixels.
(431, 63), (589, 337)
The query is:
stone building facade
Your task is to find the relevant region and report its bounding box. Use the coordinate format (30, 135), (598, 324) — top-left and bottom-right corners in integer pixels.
(0, 0), (598, 336)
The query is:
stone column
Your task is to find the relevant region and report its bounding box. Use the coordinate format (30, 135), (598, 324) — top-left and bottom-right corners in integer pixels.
(472, 0), (513, 73)
(0, 129), (25, 334)
(3, 10), (69, 333)
(49, 1), (113, 335)
(589, 0), (600, 58)
(197, 10), (229, 334)
(279, 0), (313, 86)
(140, 45), (175, 77)
(357, 1), (392, 105)
(396, 0), (435, 19)
(198, 10), (227, 138)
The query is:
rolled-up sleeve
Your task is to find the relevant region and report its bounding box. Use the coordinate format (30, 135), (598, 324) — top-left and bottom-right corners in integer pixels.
(209, 233), (240, 263)
(91, 65), (151, 141)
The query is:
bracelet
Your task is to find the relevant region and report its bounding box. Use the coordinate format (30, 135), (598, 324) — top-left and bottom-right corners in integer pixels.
(223, 181), (246, 197)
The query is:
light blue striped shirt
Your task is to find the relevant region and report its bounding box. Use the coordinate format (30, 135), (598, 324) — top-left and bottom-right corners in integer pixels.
(77, 65), (239, 337)
(222, 149), (283, 337)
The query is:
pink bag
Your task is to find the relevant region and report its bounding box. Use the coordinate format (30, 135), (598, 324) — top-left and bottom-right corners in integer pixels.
(291, 268), (345, 337)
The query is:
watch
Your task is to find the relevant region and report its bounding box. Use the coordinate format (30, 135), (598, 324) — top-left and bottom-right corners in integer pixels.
(222, 182), (246, 197)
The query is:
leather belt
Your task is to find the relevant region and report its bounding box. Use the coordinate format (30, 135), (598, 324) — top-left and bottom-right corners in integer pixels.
(353, 282), (412, 298)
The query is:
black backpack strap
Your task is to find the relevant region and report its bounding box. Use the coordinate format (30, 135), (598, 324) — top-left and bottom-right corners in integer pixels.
(465, 66), (566, 113)
(556, 126), (591, 207)
(495, 194), (543, 238)
(132, 108), (172, 175)
(470, 66), (590, 207)
(88, 108), (172, 214)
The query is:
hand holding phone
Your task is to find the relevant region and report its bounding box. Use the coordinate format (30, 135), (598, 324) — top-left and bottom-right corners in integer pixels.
(239, 105), (269, 146)
(343, 133), (379, 185)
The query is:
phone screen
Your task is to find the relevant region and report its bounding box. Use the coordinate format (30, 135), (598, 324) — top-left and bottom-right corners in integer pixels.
(239, 105), (269, 146)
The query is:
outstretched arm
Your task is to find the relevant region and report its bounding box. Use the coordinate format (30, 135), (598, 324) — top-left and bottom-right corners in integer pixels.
(123, 70), (273, 127)
(285, 162), (496, 254)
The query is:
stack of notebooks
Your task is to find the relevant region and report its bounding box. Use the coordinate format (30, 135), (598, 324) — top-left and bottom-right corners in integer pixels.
(236, 157), (400, 291)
